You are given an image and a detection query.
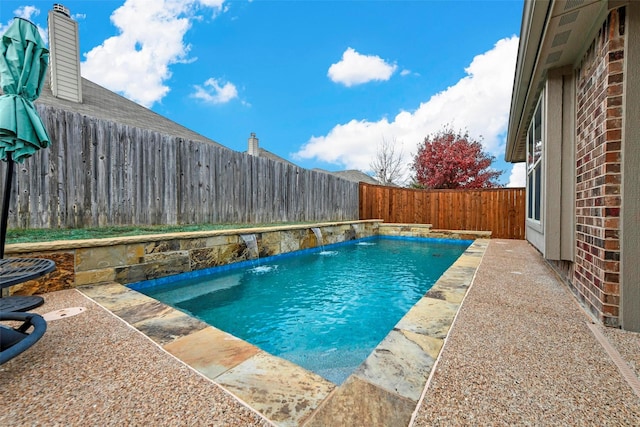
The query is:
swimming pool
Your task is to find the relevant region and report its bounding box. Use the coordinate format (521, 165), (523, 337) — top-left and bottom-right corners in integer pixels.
(132, 236), (470, 384)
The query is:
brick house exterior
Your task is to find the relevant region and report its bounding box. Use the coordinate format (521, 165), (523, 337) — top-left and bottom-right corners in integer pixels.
(506, 1), (639, 331)
(574, 8), (624, 326)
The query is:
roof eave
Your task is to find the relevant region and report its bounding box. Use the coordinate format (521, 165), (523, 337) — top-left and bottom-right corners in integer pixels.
(505, 0), (610, 164)
(505, 0), (551, 163)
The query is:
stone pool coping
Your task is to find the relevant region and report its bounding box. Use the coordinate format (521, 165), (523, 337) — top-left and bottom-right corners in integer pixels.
(5, 220), (381, 253)
(78, 238), (488, 426)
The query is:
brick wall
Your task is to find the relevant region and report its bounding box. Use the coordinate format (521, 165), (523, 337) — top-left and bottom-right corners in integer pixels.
(574, 7), (625, 326)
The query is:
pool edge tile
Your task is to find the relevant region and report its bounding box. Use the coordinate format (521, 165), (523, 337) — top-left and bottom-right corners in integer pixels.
(79, 282), (210, 346)
(353, 328), (442, 402)
(303, 375), (416, 427)
(216, 351), (335, 427)
(163, 326), (260, 379)
(79, 282), (153, 310)
(111, 299), (175, 324)
(396, 297), (460, 337)
(131, 309), (209, 346)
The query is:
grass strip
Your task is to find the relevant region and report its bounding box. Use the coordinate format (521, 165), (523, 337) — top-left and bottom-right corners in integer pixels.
(6, 222), (313, 244)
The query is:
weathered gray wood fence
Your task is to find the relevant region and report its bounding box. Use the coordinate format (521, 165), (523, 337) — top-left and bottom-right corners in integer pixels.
(0, 105), (359, 229)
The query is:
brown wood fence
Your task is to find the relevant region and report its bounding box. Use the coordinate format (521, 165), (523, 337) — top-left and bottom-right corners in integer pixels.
(359, 183), (526, 239)
(0, 106), (359, 229)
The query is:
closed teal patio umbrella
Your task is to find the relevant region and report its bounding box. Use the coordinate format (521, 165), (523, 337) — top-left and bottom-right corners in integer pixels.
(0, 18), (50, 257)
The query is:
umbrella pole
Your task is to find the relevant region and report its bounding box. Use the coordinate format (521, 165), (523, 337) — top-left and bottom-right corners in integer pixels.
(1, 153), (14, 259)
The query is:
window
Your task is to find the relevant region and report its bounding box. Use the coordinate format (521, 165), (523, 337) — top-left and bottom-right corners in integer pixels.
(527, 95), (543, 222)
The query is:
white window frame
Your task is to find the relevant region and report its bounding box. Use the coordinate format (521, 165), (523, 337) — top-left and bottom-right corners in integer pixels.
(526, 93), (544, 232)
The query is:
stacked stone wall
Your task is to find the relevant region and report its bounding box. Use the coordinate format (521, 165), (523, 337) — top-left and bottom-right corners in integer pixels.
(5, 221), (379, 295)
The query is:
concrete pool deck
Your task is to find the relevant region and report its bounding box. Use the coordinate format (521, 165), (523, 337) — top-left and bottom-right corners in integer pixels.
(1, 239), (639, 425)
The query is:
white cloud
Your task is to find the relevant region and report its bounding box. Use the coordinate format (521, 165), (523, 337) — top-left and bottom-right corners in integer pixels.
(295, 36), (519, 181)
(198, 0), (227, 8)
(1, 6), (48, 43)
(14, 5), (40, 20)
(328, 47), (397, 87)
(506, 163), (526, 187)
(192, 77), (238, 104)
(81, 0), (225, 108)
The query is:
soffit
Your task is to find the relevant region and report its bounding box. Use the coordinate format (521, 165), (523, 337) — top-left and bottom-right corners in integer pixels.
(505, 0), (609, 162)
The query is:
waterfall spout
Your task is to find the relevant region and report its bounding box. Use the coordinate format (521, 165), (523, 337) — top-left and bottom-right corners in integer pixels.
(240, 234), (259, 259)
(311, 228), (323, 247)
(348, 223), (358, 240)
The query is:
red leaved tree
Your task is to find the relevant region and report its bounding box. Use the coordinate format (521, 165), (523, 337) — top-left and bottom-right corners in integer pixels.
(412, 128), (502, 189)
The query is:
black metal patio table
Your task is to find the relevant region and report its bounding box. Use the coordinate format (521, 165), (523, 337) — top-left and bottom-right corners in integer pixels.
(0, 258), (55, 312)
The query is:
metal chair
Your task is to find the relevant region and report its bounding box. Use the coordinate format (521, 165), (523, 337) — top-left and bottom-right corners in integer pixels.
(0, 258), (55, 311)
(0, 311), (47, 364)
(0, 258), (54, 364)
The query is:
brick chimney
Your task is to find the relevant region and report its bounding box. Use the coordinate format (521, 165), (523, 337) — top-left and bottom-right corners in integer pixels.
(48, 4), (82, 102)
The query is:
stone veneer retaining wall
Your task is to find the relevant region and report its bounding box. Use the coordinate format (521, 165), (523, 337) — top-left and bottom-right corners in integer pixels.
(571, 7), (625, 327)
(3, 220), (490, 297)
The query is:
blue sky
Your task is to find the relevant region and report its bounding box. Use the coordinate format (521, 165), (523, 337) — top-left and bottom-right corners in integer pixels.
(1, 0), (526, 186)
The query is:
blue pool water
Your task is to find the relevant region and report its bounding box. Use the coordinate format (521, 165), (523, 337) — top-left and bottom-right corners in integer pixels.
(134, 237), (470, 384)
